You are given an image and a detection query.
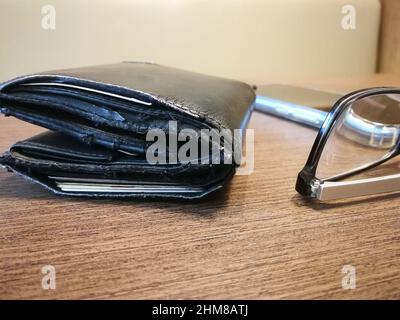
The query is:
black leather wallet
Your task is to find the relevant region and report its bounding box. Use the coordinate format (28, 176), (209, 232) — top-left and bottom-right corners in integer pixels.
(0, 62), (255, 199)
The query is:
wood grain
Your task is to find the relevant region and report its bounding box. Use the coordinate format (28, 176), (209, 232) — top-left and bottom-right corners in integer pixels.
(1, 76), (400, 300)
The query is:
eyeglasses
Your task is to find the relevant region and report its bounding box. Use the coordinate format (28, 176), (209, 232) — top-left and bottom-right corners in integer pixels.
(256, 87), (400, 201)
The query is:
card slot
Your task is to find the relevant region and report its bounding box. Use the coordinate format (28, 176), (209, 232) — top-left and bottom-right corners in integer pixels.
(2, 104), (149, 154)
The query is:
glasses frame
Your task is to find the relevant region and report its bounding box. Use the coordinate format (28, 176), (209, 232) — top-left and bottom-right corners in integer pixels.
(296, 87), (400, 200)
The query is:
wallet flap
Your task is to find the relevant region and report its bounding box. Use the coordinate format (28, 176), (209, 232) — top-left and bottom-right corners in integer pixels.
(0, 62), (255, 131)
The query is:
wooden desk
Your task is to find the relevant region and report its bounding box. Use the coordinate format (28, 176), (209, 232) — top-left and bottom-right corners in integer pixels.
(1, 75), (400, 299)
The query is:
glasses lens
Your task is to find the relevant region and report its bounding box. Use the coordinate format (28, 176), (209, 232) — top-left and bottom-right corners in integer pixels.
(316, 93), (400, 180)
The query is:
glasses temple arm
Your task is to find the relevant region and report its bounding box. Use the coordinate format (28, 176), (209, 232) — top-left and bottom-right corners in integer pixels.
(315, 173), (400, 200)
(255, 96), (327, 129)
(255, 95), (399, 149)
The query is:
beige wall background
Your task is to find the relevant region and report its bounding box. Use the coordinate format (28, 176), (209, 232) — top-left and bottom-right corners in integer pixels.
(0, 0), (380, 84)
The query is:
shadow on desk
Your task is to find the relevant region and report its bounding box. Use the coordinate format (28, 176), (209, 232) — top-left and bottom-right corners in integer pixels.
(291, 192), (400, 211)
